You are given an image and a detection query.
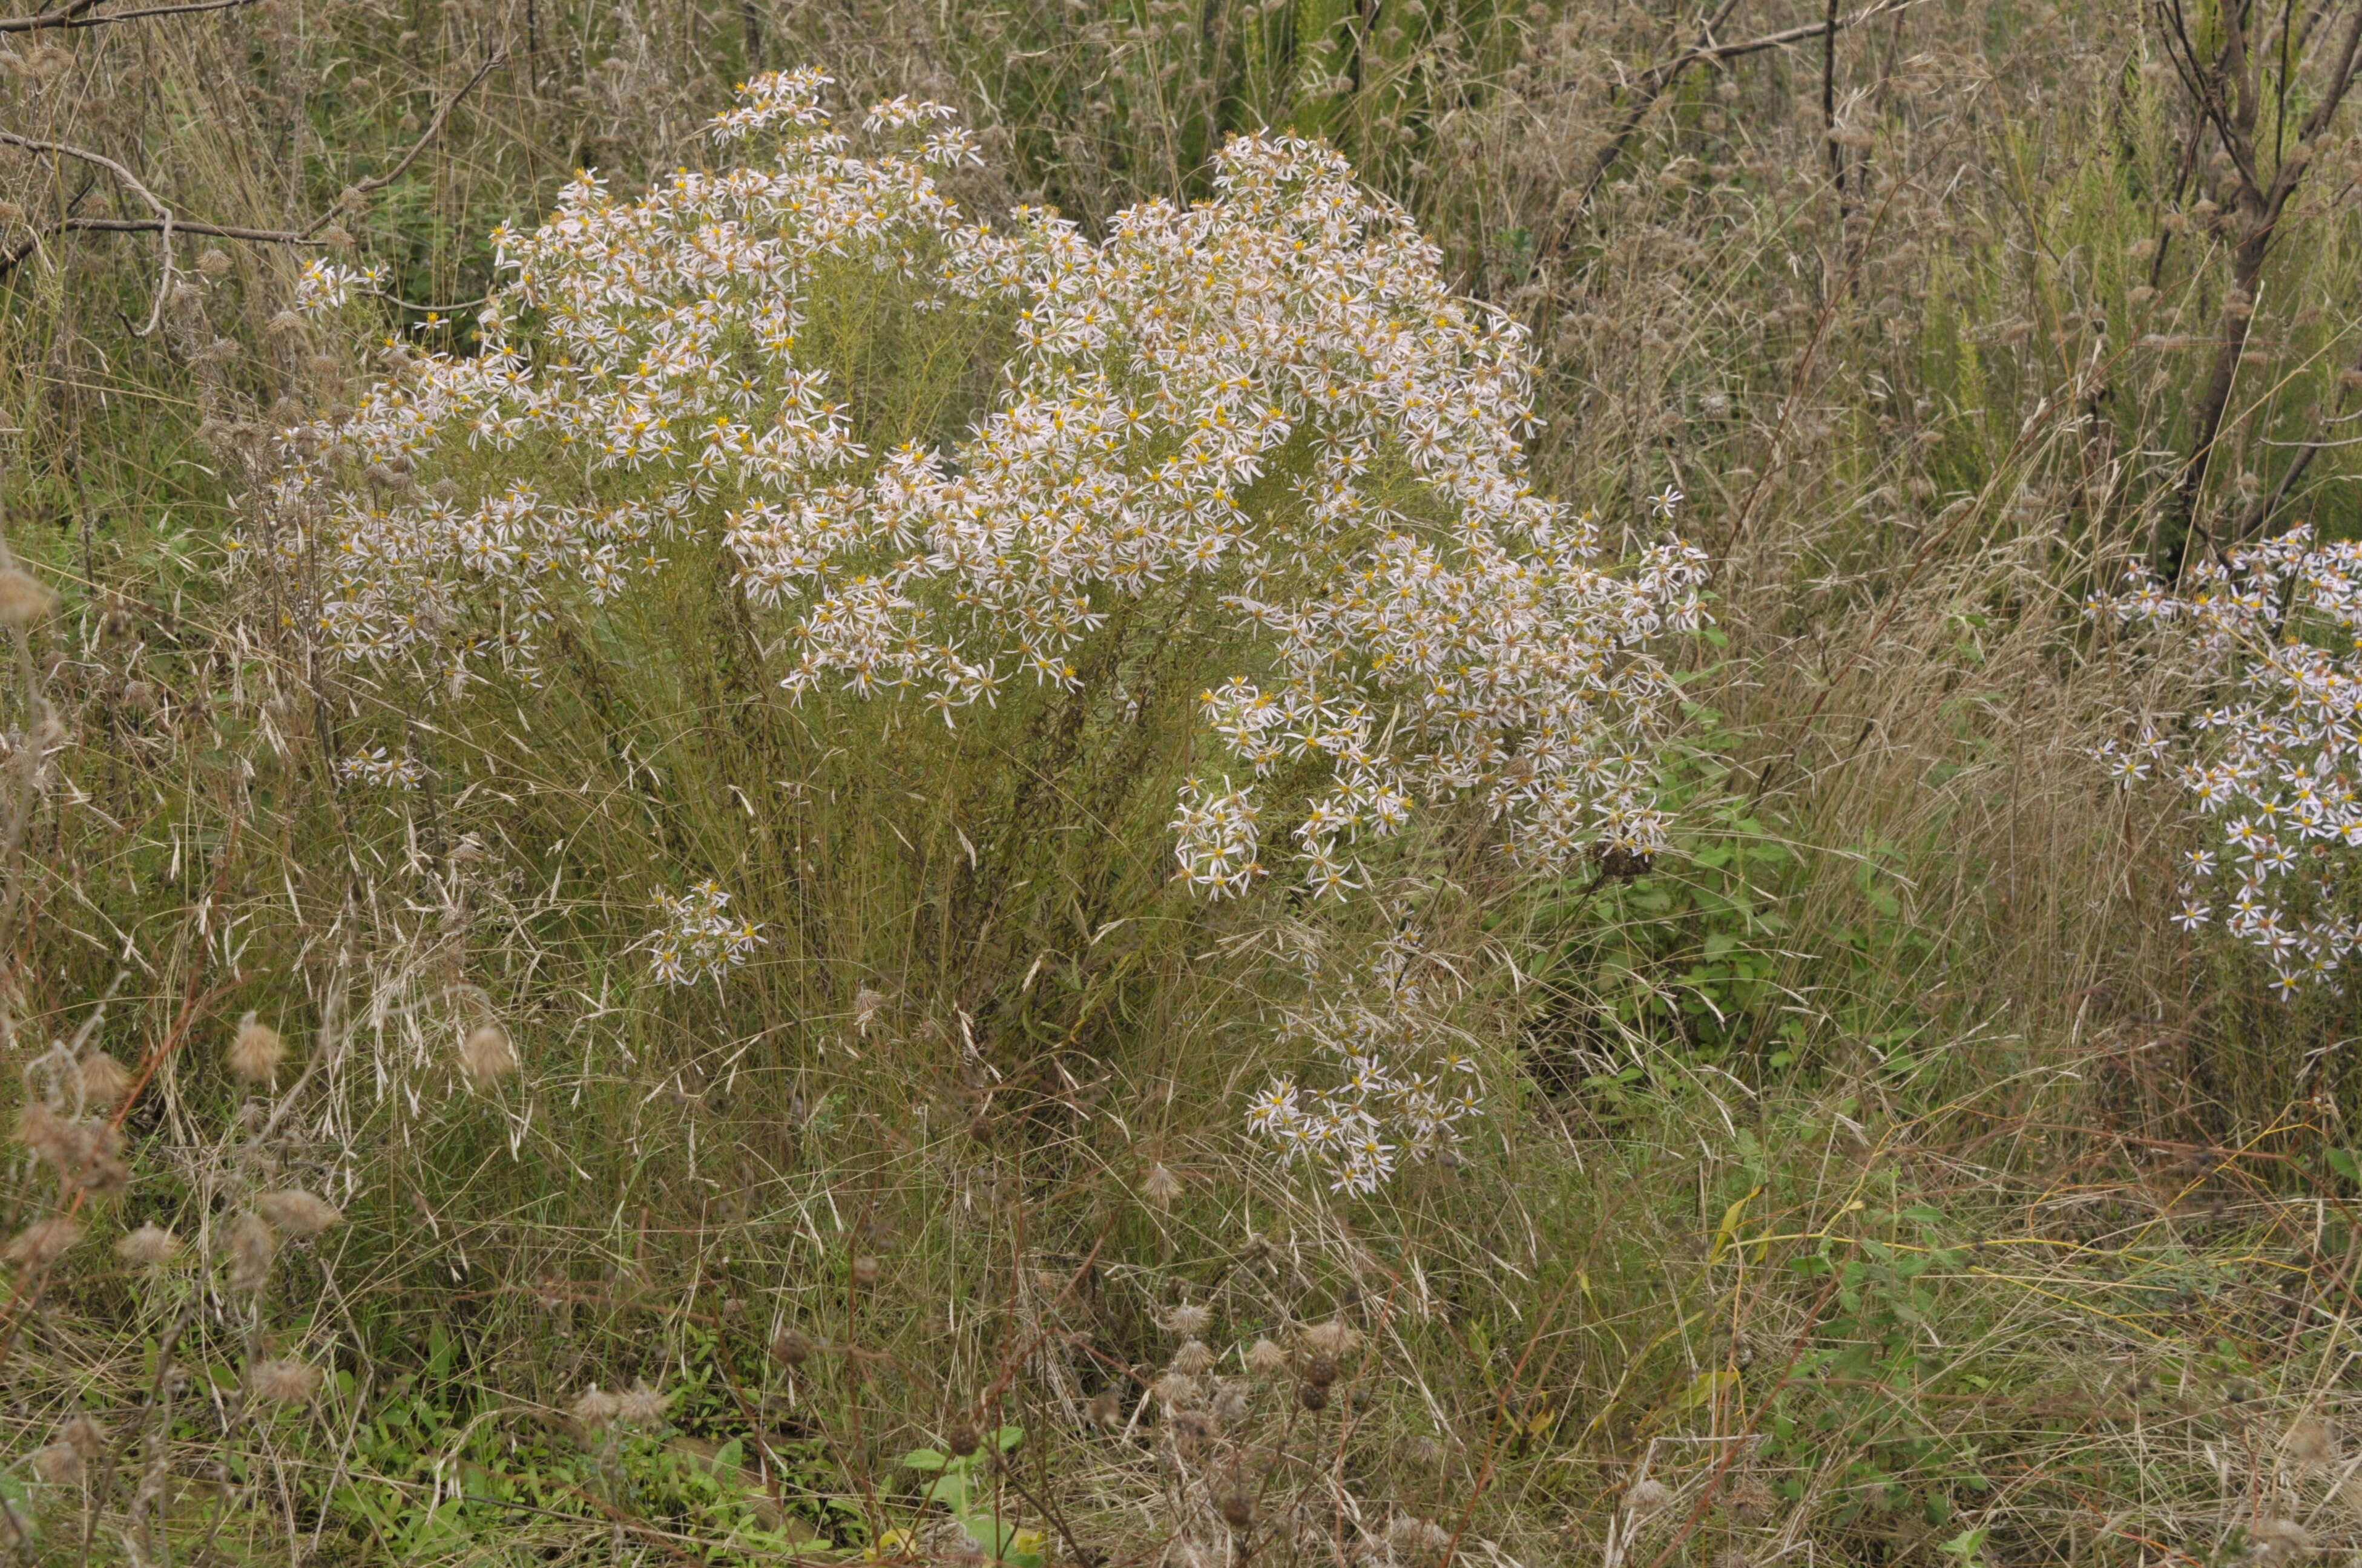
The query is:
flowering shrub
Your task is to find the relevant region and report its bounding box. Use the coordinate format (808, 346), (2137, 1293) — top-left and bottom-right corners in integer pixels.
(255, 69), (1703, 902)
(1244, 917), (1481, 1193)
(2099, 528), (2362, 994)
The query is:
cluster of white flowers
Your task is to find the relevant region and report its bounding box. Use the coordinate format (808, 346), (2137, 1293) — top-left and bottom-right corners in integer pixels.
(2097, 527), (2362, 995)
(337, 747), (424, 790)
(1243, 919), (1481, 1194)
(646, 881), (766, 987)
(252, 68), (1703, 896)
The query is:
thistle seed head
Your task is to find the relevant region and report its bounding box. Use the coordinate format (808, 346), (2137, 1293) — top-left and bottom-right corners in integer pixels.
(571, 1385), (623, 1430)
(1142, 1162), (1183, 1206)
(76, 1051), (133, 1108)
(227, 1016), (286, 1085)
(1623, 1478), (1672, 1517)
(4, 1216), (84, 1268)
(1247, 1337), (1288, 1377)
(1169, 1338), (1214, 1376)
(115, 1222), (182, 1265)
(249, 1358), (324, 1406)
(30, 1442), (81, 1484)
(257, 1189), (343, 1238)
(614, 1380), (669, 1426)
(0, 566), (58, 630)
(226, 1211), (278, 1291)
(59, 1413), (107, 1460)
(1158, 1302), (1211, 1338)
(456, 1023), (519, 1086)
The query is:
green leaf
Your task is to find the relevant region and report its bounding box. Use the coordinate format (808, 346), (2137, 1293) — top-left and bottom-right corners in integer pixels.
(901, 1448), (948, 1471)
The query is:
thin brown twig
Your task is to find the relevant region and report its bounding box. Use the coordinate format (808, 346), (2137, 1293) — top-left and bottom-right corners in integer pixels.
(0, 0), (262, 32)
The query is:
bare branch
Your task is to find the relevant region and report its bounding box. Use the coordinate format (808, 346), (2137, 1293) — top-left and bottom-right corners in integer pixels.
(0, 0), (262, 33)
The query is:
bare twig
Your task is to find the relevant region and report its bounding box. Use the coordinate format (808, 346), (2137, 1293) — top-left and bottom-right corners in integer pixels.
(0, 0), (263, 33)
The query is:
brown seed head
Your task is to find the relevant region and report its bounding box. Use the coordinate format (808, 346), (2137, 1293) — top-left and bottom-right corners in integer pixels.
(2252, 1519), (2314, 1566)
(1211, 1379), (1251, 1426)
(1295, 1380), (1328, 1412)
(76, 1051), (133, 1108)
(1300, 1319), (1364, 1359)
(1086, 1388), (1124, 1428)
(1169, 1408), (1213, 1460)
(115, 1222), (182, 1265)
(1297, 1350), (1339, 1388)
(1142, 1161), (1183, 1206)
(570, 1385), (622, 1431)
(30, 1442), (81, 1485)
(226, 1211), (278, 1291)
(1159, 1302), (1211, 1338)
(4, 1216), (83, 1268)
(947, 1420), (981, 1458)
(1151, 1371), (1201, 1409)
(0, 567), (58, 630)
(257, 1189), (342, 1238)
(227, 1017), (286, 1085)
(59, 1413), (107, 1460)
(615, 1381), (668, 1426)
(1726, 1475), (1773, 1522)
(249, 1358), (324, 1406)
(850, 1254), (881, 1287)
(1171, 1339), (1215, 1376)
(456, 1023), (519, 1086)
(1247, 1337), (1288, 1377)
(2289, 1415), (2338, 1470)
(1623, 1478), (1672, 1517)
(1219, 1485), (1255, 1530)
(769, 1327), (815, 1366)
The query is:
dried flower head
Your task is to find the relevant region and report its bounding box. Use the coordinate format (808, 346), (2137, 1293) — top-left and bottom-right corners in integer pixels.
(769, 1327), (815, 1366)
(257, 1189), (343, 1238)
(30, 1443), (81, 1485)
(4, 1216), (84, 1268)
(1211, 1379), (1251, 1426)
(227, 1015), (286, 1084)
(1295, 1379), (1328, 1412)
(1219, 1485), (1256, 1530)
(1142, 1162), (1183, 1206)
(1725, 1475), (1773, 1522)
(1159, 1302), (1212, 1338)
(850, 1253), (882, 1287)
(2288, 1415), (2338, 1470)
(115, 1222), (182, 1265)
(1295, 1350), (1339, 1389)
(570, 1385), (623, 1430)
(1169, 1408), (1214, 1460)
(76, 1051), (133, 1108)
(1152, 1371), (1202, 1409)
(249, 1358), (324, 1406)
(1170, 1338), (1215, 1376)
(59, 1413), (107, 1460)
(1301, 1318), (1364, 1359)
(0, 566), (58, 629)
(1087, 1388), (1125, 1428)
(2251, 1519), (2314, 1566)
(1247, 1337), (1289, 1377)
(197, 248), (232, 276)
(614, 1380), (669, 1426)
(456, 1023), (519, 1086)
(946, 1420), (981, 1458)
(1623, 1478), (1673, 1517)
(226, 1211), (278, 1291)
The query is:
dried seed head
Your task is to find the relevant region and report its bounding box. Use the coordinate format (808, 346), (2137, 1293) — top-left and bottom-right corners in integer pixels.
(30, 1442), (81, 1485)
(1159, 1302), (1212, 1338)
(1295, 1379), (1327, 1412)
(0, 566), (58, 630)
(226, 1211), (278, 1291)
(850, 1254), (881, 1287)
(1142, 1161), (1183, 1206)
(2288, 1415), (2338, 1470)
(1714, 1550), (1752, 1568)
(59, 1413), (107, 1460)
(4, 1216), (83, 1268)
(196, 248), (232, 276)
(2252, 1519), (2314, 1566)
(227, 1016), (286, 1085)
(947, 1420), (981, 1458)
(1726, 1475), (1773, 1522)
(571, 1385), (622, 1430)
(1247, 1337), (1288, 1377)
(1399, 1434), (1443, 1468)
(1211, 1379), (1251, 1426)
(257, 1189), (342, 1238)
(615, 1380), (669, 1426)
(266, 309), (306, 338)
(1296, 1350), (1339, 1388)
(1087, 1388), (1124, 1428)
(115, 1222), (182, 1266)
(1623, 1478), (1672, 1517)
(249, 1358), (324, 1406)
(1219, 1485), (1255, 1530)
(853, 985), (886, 1035)
(1300, 1318), (1363, 1359)
(1170, 1339), (1215, 1376)
(76, 1051), (133, 1107)
(1169, 1408), (1213, 1459)
(769, 1327), (815, 1366)
(1151, 1371), (1201, 1409)
(456, 1023), (519, 1086)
